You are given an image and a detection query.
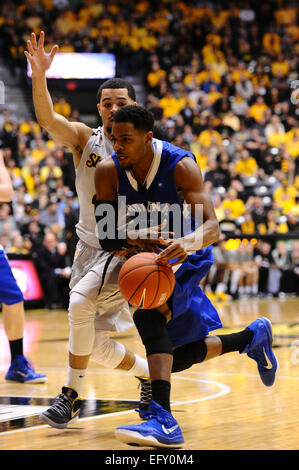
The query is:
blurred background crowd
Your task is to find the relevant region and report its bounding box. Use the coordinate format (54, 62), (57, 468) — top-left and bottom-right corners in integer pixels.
(0, 0), (299, 307)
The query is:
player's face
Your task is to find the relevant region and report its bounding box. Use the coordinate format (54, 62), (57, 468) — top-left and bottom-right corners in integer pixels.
(97, 88), (136, 138)
(111, 122), (153, 170)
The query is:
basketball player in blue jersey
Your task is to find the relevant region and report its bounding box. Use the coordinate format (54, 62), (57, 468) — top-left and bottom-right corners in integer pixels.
(25, 31), (152, 429)
(0, 150), (46, 383)
(94, 105), (278, 449)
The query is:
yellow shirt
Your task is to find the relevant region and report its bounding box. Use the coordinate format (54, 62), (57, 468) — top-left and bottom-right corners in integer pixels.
(232, 69), (252, 83)
(274, 8), (298, 25)
(31, 148), (46, 165)
(271, 60), (290, 77)
(198, 129), (222, 148)
(235, 157), (258, 176)
(268, 133), (286, 147)
(159, 96), (183, 118)
(53, 101), (72, 118)
(40, 166), (63, 183)
(222, 198), (246, 219)
(286, 24), (299, 40)
(262, 33), (281, 54)
(241, 220), (255, 234)
(249, 103), (268, 122)
(273, 186), (297, 213)
(19, 121), (40, 135)
(147, 69), (167, 88)
(286, 140), (299, 158)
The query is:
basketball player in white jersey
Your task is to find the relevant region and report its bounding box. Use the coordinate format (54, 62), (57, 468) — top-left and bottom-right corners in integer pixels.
(24, 31), (150, 428)
(0, 150), (46, 383)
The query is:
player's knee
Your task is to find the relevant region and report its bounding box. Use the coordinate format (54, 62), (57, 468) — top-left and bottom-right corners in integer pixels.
(172, 340), (207, 372)
(68, 292), (95, 327)
(90, 331), (126, 368)
(133, 308), (173, 357)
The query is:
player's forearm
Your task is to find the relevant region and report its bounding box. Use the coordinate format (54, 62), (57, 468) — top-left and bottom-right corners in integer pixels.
(31, 73), (55, 127)
(181, 219), (220, 252)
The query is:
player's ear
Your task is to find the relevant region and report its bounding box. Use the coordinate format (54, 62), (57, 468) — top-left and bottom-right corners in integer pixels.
(146, 131), (153, 142)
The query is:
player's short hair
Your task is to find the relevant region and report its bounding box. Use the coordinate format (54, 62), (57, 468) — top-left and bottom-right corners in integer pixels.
(113, 105), (154, 132)
(96, 78), (136, 102)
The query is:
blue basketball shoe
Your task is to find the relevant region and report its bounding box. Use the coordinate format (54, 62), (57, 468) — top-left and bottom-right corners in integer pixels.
(5, 354), (47, 383)
(115, 400), (184, 448)
(241, 317), (278, 386)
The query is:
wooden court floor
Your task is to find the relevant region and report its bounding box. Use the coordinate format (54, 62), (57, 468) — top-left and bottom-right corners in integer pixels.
(0, 297), (298, 451)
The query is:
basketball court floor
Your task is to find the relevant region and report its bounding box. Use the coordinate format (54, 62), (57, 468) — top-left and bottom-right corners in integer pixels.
(0, 297), (298, 451)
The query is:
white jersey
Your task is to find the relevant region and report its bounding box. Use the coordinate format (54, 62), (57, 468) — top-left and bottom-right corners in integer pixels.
(75, 126), (113, 248)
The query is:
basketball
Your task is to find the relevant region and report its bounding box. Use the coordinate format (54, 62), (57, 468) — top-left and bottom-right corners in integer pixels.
(118, 252), (175, 309)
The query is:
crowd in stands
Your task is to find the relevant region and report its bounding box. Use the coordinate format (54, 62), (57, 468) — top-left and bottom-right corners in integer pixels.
(0, 0), (299, 305)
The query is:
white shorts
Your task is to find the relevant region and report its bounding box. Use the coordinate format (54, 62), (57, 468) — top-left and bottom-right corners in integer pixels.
(70, 240), (134, 333)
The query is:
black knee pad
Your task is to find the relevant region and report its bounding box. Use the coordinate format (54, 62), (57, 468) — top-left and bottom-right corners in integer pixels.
(133, 308), (173, 357)
(172, 339), (207, 372)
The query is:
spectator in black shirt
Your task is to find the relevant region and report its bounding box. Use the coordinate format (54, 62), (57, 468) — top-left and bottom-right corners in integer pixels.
(33, 232), (71, 309)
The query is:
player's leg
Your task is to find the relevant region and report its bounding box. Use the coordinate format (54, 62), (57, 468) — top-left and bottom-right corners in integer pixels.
(0, 247), (46, 383)
(39, 290), (96, 428)
(115, 306), (184, 449)
(172, 318), (278, 386)
(3, 301), (47, 383)
(90, 330), (152, 417)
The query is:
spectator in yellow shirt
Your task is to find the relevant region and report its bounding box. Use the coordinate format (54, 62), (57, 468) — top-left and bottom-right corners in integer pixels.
(235, 149), (258, 177)
(222, 188), (246, 219)
(147, 63), (167, 91)
(40, 156), (63, 184)
(53, 97), (72, 119)
(249, 96), (269, 123)
(198, 123), (222, 148)
(271, 54), (290, 78)
(262, 31), (281, 55)
(274, 7), (298, 26)
(159, 90), (183, 118)
(273, 179), (297, 214)
(241, 212), (255, 234)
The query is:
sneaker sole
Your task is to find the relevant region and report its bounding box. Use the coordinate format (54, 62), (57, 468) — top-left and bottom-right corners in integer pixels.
(5, 377), (47, 384)
(115, 429), (184, 449)
(39, 412), (79, 429)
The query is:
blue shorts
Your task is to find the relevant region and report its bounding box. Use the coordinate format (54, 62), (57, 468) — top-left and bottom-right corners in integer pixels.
(0, 250), (24, 305)
(166, 246), (222, 346)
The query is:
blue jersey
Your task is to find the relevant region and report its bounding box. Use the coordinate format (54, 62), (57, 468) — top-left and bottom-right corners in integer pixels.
(112, 139), (197, 239)
(112, 139), (222, 346)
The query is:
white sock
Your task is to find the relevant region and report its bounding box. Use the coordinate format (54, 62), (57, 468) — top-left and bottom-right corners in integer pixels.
(66, 366), (86, 396)
(252, 284), (258, 294)
(127, 355), (149, 378)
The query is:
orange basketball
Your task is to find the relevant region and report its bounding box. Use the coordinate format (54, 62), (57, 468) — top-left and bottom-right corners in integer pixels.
(118, 252), (175, 309)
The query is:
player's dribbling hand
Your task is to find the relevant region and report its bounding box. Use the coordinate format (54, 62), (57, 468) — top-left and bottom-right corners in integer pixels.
(156, 239), (188, 265)
(126, 220), (173, 253)
(24, 31), (59, 76)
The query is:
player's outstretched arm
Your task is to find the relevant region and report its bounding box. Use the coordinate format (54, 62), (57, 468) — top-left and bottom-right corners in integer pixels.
(25, 31), (91, 153)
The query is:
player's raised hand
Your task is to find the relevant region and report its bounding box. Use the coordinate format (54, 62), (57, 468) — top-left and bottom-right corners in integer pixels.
(24, 31), (59, 76)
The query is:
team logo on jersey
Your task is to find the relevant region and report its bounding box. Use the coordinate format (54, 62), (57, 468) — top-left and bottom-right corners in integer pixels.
(86, 153), (102, 168)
